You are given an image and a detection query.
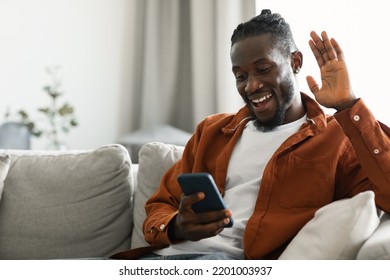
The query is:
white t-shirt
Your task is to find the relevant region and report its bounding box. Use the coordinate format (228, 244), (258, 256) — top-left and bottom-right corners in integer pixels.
(155, 115), (307, 259)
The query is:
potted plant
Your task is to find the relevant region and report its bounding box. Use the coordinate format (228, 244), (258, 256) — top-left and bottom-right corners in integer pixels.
(5, 66), (78, 150)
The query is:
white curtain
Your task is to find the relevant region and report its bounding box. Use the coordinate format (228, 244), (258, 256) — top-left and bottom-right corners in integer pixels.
(128, 0), (256, 133)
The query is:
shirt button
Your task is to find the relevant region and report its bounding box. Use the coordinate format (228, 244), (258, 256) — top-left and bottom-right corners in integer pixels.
(353, 115), (360, 121)
(159, 224), (165, 230)
(374, 148), (380, 155)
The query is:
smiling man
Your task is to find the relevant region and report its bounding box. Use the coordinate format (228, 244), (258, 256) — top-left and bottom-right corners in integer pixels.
(112, 9), (390, 260)
(231, 31), (305, 131)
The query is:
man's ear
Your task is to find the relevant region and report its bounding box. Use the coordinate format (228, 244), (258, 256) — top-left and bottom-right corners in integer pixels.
(291, 50), (303, 73)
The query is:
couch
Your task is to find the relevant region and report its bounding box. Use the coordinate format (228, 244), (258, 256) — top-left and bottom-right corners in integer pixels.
(0, 142), (389, 260)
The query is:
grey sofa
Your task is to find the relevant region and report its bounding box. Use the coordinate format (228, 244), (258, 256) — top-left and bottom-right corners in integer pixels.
(0, 142), (389, 259)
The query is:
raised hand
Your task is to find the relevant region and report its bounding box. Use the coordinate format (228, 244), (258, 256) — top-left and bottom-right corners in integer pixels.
(306, 31), (356, 111)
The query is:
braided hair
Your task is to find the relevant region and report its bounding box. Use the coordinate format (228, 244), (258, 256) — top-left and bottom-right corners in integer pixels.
(231, 9), (298, 57)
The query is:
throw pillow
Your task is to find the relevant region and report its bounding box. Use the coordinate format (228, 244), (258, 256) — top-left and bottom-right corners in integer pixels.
(130, 142), (184, 249)
(357, 212), (390, 259)
(0, 155), (10, 201)
(278, 191), (380, 260)
(0, 144), (133, 259)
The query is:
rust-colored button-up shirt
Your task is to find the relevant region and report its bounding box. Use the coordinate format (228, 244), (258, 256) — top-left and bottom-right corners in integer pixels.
(114, 93), (390, 260)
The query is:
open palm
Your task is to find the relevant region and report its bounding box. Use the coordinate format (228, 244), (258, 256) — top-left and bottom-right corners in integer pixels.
(306, 31), (355, 110)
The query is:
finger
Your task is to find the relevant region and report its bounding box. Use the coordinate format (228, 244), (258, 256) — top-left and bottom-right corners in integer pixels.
(330, 37), (345, 62)
(309, 39), (324, 68)
(186, 223), (225, 241)
(306, 75), (320, 95)
(201, 222), (226, 237)
(321, 31), (337, 61)
(179, 212), (230, 241)
(179, 192), (204, 212)
(196, 209), (232, 225)
(192, 216), (229, 238)
(310, 31), (330, 62)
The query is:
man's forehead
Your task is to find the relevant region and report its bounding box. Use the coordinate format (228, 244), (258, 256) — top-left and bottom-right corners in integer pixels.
(230, 34), (276, 65)
(231, 33), (274, 54)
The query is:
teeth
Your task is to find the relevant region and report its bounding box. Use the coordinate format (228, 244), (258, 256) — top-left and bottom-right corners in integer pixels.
(252, 94), (272, 103)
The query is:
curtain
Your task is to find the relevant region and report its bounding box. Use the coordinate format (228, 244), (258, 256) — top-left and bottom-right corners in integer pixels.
(127, 0), (256, 133)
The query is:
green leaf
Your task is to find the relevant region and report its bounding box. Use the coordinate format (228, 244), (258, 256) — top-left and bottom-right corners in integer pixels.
(43, 86), (51, 92)
(32, 131), (42, 137)
(70, 119), (78, 126)
(26, 122), (35, 130)
(18, 110), (29, 120)
(38, 107), (50, 114)
(50, 92), (61, 98)
(58, 103), (74, 116)
(43, 85), (61, 98)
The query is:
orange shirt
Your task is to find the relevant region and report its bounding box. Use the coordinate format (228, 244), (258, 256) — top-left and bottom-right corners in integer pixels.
(117, 93), (390, 260)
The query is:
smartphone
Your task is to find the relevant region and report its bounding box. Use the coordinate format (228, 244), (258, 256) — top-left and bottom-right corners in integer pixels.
(177, 172), (234, 227)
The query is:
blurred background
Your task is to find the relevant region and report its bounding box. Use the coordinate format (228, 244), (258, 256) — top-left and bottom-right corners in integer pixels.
(0, 0), (388, 151)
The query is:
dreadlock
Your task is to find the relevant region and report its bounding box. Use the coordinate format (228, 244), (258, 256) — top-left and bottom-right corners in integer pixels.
(231, 9), (298, 57)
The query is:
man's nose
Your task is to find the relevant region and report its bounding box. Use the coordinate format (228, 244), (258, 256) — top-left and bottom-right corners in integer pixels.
(245, 76), (263, 93)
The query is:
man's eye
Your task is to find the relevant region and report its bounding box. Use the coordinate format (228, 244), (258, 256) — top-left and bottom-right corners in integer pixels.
(235, 74), (246, 81)
(257, 67), (270, 74)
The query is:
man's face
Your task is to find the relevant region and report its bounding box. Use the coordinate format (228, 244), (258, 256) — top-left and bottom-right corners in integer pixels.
(231, 34), (300, 131)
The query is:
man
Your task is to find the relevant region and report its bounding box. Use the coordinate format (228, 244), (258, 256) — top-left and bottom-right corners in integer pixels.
(113, 9), (390, 260)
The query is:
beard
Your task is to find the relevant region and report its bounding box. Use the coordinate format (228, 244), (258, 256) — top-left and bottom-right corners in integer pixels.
(252, 104), (287, 132)
(249, 79), (296, 132)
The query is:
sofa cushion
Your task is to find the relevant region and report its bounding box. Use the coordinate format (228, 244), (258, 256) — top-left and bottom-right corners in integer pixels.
(357, 212), (390, 259)
(0, 155), (10, 201)
(279, 191), (379, 259)
(0, 144), (133, 259)
(131, 142), (184, 249)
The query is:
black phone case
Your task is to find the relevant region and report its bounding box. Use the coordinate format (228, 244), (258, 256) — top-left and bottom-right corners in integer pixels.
(177, 173), (234, 227)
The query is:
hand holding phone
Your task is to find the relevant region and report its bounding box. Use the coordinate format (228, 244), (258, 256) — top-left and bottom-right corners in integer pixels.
(177, 172), (234, 227)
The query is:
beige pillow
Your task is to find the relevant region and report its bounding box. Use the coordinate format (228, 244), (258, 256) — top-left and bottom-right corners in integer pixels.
(0, 144), (133, 259)
(357, 213), (390, 259)
(0, 155), (10, 201)
(130, 142), (184, 249)
(279, 191), (379, 260)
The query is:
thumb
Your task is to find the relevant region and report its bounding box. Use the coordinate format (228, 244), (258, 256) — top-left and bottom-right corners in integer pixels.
(306, 75), (320, 95)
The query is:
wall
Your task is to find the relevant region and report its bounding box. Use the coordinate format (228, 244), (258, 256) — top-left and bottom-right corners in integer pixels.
(3, 1), (389, 151)
(0, 0), (136, 150)
(256, 0), (390, 124)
